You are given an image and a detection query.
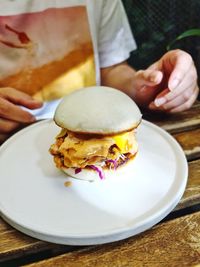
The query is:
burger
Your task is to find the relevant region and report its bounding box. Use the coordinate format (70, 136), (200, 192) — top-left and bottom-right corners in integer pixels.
(49, 86), (142, 181)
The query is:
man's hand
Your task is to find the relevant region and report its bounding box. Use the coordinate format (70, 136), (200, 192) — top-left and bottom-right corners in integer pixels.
(0, 87), (42, 139)
(101, 49), (199, 113)
(139, 49), (199, 112)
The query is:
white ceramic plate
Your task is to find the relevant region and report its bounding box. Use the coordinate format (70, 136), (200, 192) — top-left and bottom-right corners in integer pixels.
(0, 119), (188, 245)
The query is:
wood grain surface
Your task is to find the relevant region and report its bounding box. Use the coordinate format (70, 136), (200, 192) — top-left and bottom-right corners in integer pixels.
(173, 128), (200, 160)
(0, 218), (51, 262)
(25, 211), (200, 267)
(143, 101), (200, 133)
(177, 159), (200, 210)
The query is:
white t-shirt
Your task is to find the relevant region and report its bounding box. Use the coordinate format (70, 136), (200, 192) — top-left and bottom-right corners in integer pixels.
(0, 0), (136, 118)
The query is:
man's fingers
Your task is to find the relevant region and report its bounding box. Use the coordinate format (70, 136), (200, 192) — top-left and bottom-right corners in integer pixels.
(0, 98), (36, 123)
(153, 78), (196, 107)
(166, 50), (195, 91)
(0, 118), (20, 134)
(0, 87), (43, 135)
(169, 86), (199, 113)
(149, 86), (199, 112)
(163, 80), (195, 103)
(0, 133), (10, 144)
(0, 87), (43, 109)
(22, 98), (43, 109)
(146, 50), (198, 113)
(135, 70), (163, 88)
(162, 85), (197, 110)
(153, 88), (170, 106)
(162, 87), (195, 110)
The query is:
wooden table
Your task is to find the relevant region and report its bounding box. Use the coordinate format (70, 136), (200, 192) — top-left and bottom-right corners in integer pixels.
(1, 102), (200, 267)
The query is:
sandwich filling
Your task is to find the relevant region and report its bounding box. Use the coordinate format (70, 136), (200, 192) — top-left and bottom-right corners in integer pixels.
(49, 128), (138, 178)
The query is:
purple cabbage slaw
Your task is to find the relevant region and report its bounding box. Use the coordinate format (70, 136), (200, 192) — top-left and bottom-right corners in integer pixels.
(106, 159), (117, 170)
(74, 155), (127, 180)
(74, 165), (105, 180)
(74, 162), (116, 180)
(89, 165), (105, 180)
(75, 168), (82, 174)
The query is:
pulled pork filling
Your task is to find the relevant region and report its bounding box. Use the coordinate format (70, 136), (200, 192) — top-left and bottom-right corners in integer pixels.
(49, 129), (138, 170)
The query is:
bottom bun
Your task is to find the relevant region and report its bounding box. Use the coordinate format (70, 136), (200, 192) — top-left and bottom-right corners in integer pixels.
(61, 154), (137, 182)
(61, 167), (112, 182)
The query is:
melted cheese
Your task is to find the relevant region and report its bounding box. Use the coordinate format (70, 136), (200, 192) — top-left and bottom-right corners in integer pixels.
(50, 129), (138, 168)
(113, 132), (130, 152)
(113, 131), (138, 154)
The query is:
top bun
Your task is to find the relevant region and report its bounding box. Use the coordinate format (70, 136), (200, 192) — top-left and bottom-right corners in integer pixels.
(54, 86), (142, 134)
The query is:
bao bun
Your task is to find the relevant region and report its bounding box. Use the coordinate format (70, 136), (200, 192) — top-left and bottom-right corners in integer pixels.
(54, 86), (142, 134)
(50, 86), (142, 182)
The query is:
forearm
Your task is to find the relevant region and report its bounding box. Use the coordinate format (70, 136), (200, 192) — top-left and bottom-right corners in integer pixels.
(101, 62), (137, 100)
